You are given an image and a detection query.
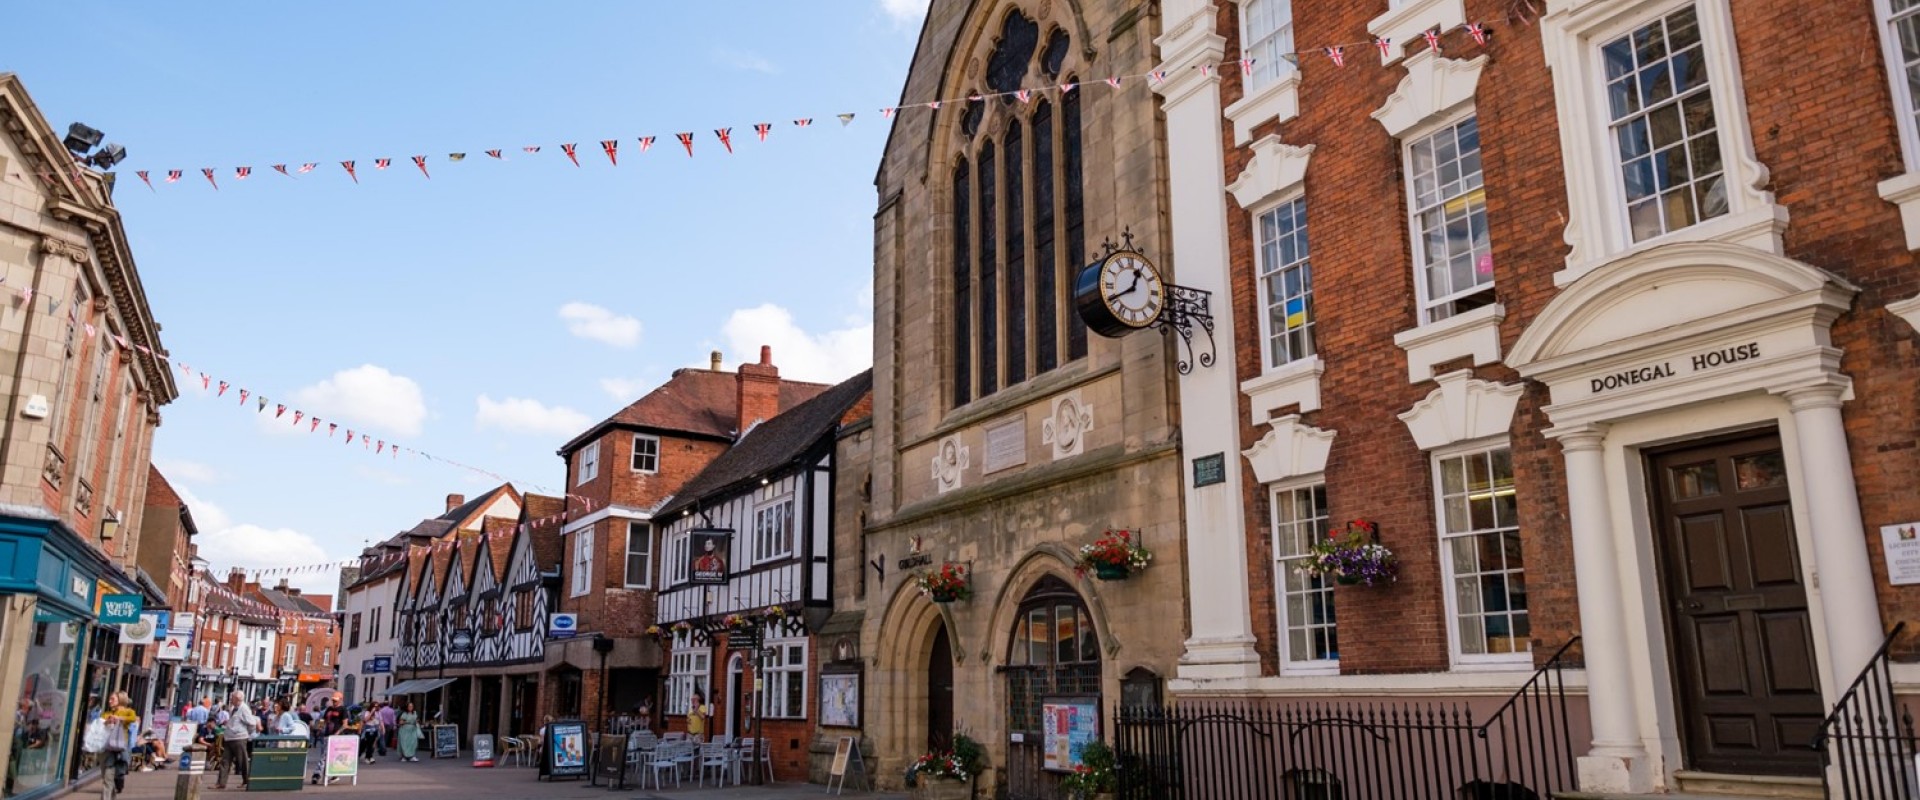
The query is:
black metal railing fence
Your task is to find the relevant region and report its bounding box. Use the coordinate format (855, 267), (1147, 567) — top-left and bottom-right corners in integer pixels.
(1115, 638), (1579, 800)
(1816, 621), (1919, 800)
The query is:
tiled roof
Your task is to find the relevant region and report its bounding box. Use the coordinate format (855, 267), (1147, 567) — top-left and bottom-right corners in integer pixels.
(660, 370), (873, 517)
(258, 587), (328, 616)
(559, 368), (829, 455)
(441, 484), (518, 529)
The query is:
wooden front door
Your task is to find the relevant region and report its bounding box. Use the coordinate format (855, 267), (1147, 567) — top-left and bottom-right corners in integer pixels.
(927, 625), (954, 752)
(1650, 432), (1822, 776)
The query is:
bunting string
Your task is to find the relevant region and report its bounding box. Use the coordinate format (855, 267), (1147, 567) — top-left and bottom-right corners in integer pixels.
(23, 20), (1505, 193)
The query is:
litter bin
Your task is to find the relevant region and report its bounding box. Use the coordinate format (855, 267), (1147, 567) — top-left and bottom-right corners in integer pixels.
(247, 735), (310, 791)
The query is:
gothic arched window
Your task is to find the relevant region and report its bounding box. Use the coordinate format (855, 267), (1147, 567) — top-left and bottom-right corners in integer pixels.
(950, 9), (1088, 407)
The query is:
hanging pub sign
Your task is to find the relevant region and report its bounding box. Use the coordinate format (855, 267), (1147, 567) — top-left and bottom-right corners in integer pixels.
(689, 529), (733, 585)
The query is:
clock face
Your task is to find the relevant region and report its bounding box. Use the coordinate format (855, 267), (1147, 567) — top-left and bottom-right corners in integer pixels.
(1098, 253), (1165, 329)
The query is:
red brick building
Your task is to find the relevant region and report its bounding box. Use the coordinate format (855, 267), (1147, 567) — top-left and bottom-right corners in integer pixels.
(1151, 0), (1920, 796)
(543, 349), (825, 733)
(251, 579), (338, 695)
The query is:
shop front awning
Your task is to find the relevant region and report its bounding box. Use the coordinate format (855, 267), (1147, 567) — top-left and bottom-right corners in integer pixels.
(379, 678), (454, 697)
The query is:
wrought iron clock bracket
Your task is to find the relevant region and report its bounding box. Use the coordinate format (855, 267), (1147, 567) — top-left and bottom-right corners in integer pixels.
(1155, 284), (1216, 375)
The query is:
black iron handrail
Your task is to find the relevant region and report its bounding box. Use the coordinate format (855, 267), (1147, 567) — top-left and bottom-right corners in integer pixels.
(1813, 622), (1916, 800)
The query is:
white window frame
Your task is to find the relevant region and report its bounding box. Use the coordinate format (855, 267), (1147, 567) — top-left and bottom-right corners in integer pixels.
(1239, 0), (1296, 92)
(1873, 0), (1920, 250)
(631, 434), (660, 473)
(1542, 0), (1781, 278)
(751, 497), (797, 565)
(624, 521), (653, 589)
(1430, 441), (1531, 669)
(576, 441), (600, 486)
(1600, 5), (1727, 245)
(759, 635), (809, 720)
(666, 527), (690, 586)
(1269, 479), (1337, 675)
(1252, 195), (1315, 372)
(667, 636), (712, 716)
(1403, 111), (1493, 324)
(285, 643), (296, 666)
(571, 527), (594, 597)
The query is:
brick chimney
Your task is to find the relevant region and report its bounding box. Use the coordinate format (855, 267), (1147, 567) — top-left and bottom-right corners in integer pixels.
(446, 494), (465, 513)
(227, 567), (246, 592)
(736, 345), (781, 435)
(275, 578), (290, 591)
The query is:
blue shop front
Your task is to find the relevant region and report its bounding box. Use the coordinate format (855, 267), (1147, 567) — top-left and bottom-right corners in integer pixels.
(0, 511), (142, 800)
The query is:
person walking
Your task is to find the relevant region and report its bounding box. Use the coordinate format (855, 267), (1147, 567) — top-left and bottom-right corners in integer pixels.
(100, 692), (138, 795)
(375, 702), (396, 757)
(356, 707), (382, 764)
(214, 691), (257, 790)
(396, 702), (421, 762)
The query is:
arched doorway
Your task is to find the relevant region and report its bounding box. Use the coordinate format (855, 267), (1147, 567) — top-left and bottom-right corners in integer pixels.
(928, 624), (954, 752)
(1004, 576), (1100, 800)
(724, 653), (747, 742)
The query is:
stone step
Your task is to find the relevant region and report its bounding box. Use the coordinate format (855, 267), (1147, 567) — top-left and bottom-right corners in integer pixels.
(1555, 770), (1824, 800)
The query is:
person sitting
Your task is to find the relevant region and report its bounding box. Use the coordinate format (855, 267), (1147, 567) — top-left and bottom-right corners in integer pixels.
(133, 729), (169, 771)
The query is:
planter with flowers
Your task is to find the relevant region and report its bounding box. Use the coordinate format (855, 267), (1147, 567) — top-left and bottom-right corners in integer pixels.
(1074, 529), (1152, 581)
(1058, 740), (1118, 800)
(722, 613), (751, 630)
(905, 733), (983, 800)
(1301, 519), (1397, 587)
(916, 563), (972, 604)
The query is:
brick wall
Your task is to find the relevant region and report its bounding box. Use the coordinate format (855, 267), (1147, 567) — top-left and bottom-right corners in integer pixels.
(1214, 0), (1920, 674)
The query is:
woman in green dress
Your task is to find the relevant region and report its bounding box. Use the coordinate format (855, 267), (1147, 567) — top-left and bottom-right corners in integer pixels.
(396, 702), (422, 762)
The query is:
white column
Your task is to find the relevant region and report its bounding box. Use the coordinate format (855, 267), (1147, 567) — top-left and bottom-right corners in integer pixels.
(1552, 425), (1652, 794)
(1783, 385), (1885, 691)
(1153, 8), (1260, 680)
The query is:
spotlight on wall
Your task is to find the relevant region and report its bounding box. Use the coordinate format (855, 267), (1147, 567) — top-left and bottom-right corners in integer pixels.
(88, 143), (127, 169)
(64, 122), (104, 155)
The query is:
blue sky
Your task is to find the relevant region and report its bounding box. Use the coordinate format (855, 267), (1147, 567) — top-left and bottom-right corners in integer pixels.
(4, 0), (927, 595)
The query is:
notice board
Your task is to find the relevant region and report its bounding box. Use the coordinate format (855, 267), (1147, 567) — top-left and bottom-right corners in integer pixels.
(1040, 695), (1099, 772)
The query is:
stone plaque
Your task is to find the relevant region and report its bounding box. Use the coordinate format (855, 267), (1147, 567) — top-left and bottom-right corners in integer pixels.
(983, 417), (1027, 474)
(1192, 453), (1226, 488)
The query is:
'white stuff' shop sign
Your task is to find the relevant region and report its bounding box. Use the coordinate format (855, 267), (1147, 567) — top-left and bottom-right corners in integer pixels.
(1586, 342), (1761, 395)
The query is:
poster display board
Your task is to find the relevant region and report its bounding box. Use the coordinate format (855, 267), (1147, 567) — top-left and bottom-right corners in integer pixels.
(544, 719), (588, 780)
(820, 672), (861, 728)
(826, 736), (869, 795)
(472, 734), (494, 767)
(166, 722), (194, 755)
(432, 724), (459, 758)
(592, 733), (627, 787)
(1040, 695), (1100, 773)
(324, 735), (360, 784)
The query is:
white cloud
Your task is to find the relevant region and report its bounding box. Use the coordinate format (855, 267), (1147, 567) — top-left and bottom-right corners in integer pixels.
(153, 458), (219, 485)
(599, 376), (654, 401)
(474, 394), (592, 437)
(558, 302), (642, 348)
(879, 0), (929, 26)
(168, 484), (232, 534)
(288, 365), (428, 438)
(169, 485), (337, 594)
(352, 465), (411, 487)
(712, 47), (779, 74)
(720, 303), (872, 384)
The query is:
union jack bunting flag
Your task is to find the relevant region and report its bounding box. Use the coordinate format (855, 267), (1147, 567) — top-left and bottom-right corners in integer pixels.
(1242, 59), (1256, 76)
(1060, 82), (1077, 93)
(328, 423), (337, 437)
(292, 411), (303, 426)
(201, 168), (218, 190)
(235, 166), (251, 180)
(299, 163), (317, 173)
(1105, 76), (1122, 88)
(485, 150), (503, 159)
(600, 140), (619, 164)
(1423, 29), (1442, 53)
(412, 155), (430, 178)
(341, 161), (358, 183)
(927, 101), (941, 110)
(1374, 37), (1392, 59)
(1015, 89), (1031, 103)
(715, 128), (734, 154)
(166, 170), (182, 183)
(1324, 46), (1346, 66)
(199, 373), (210, 390)
(793, 118), (813, 127)
(677, 132), (695, 156)
(218, 381), (229, 397)
(376, 441), (385, 455)
(561, 143), (580, 167)
(754, 123), (771, 142)
(881, 107), (896, 119)
(345, 431), (354, 445)
(1199, 64), (1213, 78)
(272, 164), (290, 176)
(374, 158), (392, 170)
(275, 404), (286, 418)
(523, 146), (541, 154)
(1149, 70), (1167, 83)
(135, 171), (153, 190)
(1465, 23), (1489, 45)
(638, 136), (655, 153)
(310, 418), (321, 433)
(968, 93), (983, 102)
(239, 389), (250, 405)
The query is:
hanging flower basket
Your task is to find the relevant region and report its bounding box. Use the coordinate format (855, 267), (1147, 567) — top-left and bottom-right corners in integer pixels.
(1299, 519), (1398, 588)
(1074, 529), (1153, 581)
(916, 563), (971, 604)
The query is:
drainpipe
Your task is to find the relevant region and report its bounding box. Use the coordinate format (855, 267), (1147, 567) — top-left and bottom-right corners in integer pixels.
(0, 236), (54, 478)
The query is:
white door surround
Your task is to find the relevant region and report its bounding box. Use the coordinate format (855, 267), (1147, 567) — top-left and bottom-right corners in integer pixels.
(725, 652), (746, 742)
(1511, 241), (1877, 793)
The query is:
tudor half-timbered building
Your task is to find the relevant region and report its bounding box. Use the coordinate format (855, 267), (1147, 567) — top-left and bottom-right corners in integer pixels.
(654, 370), (872, 782)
